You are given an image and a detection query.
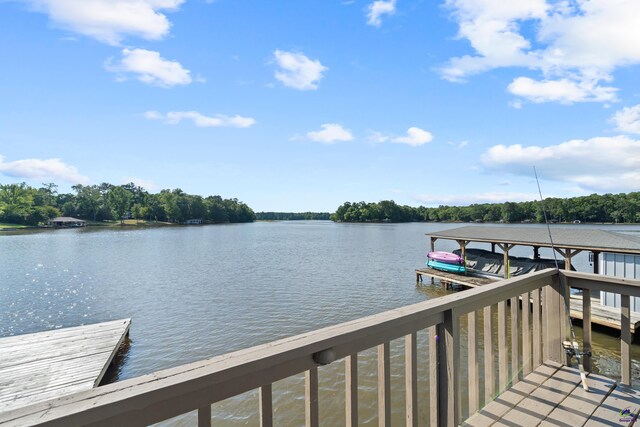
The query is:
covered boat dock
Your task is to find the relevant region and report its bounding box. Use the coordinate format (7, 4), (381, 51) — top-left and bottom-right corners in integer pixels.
(417, 225), (640, 337)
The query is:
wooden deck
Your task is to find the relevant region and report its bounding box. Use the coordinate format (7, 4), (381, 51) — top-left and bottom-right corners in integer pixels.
(464, 360), (640, 426)
(0, 318), (130, 412)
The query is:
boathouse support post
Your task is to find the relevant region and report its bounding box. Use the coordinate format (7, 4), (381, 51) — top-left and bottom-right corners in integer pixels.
(497, 244), (515, 279)
(456, 240), (468, 264)
(430, 237), (437, 285)
(533, 246), (540, 259)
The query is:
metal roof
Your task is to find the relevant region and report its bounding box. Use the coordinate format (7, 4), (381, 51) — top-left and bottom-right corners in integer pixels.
(428, 225), (640, 254)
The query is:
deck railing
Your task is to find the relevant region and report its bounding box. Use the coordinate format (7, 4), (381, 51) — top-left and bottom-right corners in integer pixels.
(1, 269), (638, 427)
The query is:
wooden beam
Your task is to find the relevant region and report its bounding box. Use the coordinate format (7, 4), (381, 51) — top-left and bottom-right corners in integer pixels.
(437, 310), (460, 427)
(378, 342), (390, 427)
(498, 300), (508, 392)
(511, 297), (520, 385)
(345, 355), (358, 427)
(259, 385), (273, 427)
(198, 405), (211, 427)
(405, 333), (418, 427)
(582, 290), (592, 372)
(467, 311), (479, 415)
(305, 368), (319, 427)
(621, 295), (631, 386)
(483, 305), (494, 406)
(429, 326), (438, 427)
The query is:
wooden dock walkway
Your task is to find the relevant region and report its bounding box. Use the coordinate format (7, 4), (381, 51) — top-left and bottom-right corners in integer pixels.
(464, 360), (640, 426)
(416, 267), (497, 288)
(0, 318), (130, 412)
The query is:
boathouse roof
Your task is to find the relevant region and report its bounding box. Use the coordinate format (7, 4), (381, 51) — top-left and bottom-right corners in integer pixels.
(428, 225), (640, 255)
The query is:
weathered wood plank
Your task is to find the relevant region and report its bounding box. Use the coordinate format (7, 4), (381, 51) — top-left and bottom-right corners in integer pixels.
(569, 294), (640, 333)
(582, 289), (592, 372)
(538, 370), (616, 427)
(467, 311), (479, 416)
(259, 384), (272, 427)
(405, 333), (417, 427)
(0, 319), (130, 413)
(378, 342), (390, 427)
(521, 292), (531, 376)
(584, 384), (640, 427)
(463, 361), (561, 427)
(497, 301), (508, 393)
(305, 367), (319, 427)
(198, 405), (211, 427)
(345, 354), (357, 427)
(429, 326), (438, 427)
(532, 288), (541, 368)
(483, 305), (494, 406)
(510, 296), (520, 385)
(492, 364), (582, 426)
(621, 294), (631, 386)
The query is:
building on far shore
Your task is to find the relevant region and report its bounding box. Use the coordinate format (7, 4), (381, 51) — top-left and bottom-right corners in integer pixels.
(184, 219), (203, 225)
(48, 217), (86, 227)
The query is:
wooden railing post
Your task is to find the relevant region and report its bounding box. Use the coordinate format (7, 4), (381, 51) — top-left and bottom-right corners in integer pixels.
(467, 311), (479, 415)
(345, 355), (358, 427)
(621, 294), (631, 386)
(429, 326), (438, 427)
(483, 305), (494, 406)
(405, 333), (418, 427)
(198, 405), (211, 427)
(437, 309), (459, 427)
(544, 276), (564, 363)
(305, 368), (319, 427)
(378, 342), (391, 427)
(582, 289), (592, 372)
(260, 385), (273, 427)
(498, 300), (508, 391)
(510, 296), (520, 385)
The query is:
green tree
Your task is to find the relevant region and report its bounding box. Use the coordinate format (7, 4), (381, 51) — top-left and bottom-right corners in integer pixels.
(108, 186), (132, 224)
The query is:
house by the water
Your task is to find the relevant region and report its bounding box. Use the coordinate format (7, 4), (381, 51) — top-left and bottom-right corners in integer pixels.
(47, 217), (86, 227)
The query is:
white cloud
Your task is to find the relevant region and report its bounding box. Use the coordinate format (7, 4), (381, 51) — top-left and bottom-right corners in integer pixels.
(145, 110), (255, 128)
(367, 131), (390, 143)
(508, 99), (522, 109)
(366, 0), (396, 27)
(24, 0), (184, 45)
(613, 104), (640, 134)
(443, 0), (640, 104)
(121, 177), (157, 192)
(306, 124), (353, 143)
(392, 127), (433, 146)
(481, 135), (640, 192)
(507, 77), (617, 104)
(415, 191), (537, 206)
(273, 50), (327, 90)
(106, 48), (192, 87)
(0, 155), (90, 184)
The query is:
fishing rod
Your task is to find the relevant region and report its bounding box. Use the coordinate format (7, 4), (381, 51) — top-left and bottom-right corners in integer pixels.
(533, 166), (589, 391)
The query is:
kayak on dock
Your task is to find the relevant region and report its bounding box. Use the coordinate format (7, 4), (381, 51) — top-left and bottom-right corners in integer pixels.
(426, 258), (467, 274)
(427, 251), (464, 265)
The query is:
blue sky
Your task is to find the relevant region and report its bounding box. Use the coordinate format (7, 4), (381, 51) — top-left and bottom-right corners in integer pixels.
(1, 0), (640, 212)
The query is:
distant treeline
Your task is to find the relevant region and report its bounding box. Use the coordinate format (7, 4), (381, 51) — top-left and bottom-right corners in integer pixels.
(0, 182), (255, 226)
(332, 192), (640, 224)
(255, 212), (331, 221)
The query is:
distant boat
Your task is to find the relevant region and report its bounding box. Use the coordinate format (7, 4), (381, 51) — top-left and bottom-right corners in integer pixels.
(426, 251), (466, 274)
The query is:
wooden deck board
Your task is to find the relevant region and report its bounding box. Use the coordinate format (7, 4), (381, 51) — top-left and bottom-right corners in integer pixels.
(415, 268), (497, 288)
(0, 319), (130, 412)
(464, 361), (639, 427)
(570, 295), (640, 334)
(584, 385), (640, 427)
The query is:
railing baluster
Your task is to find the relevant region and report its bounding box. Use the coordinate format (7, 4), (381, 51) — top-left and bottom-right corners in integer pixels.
(621, 294), (631, 386)
(510, 297), (520, 385)
(378, 342), (391, 427)
(305, 367), (319, 427)
(498, 300), (508, 392)
(533, 288), (541, 368)
(521, 291), (531, 376)
(582, 289), (592, 372)
(198, 405), (211, 427)
(467, 311), (479, 415)
(429, 326), (438, 427)
(345, 354), (358, 427)
(483, 305), (494, 406)
(259, 384), (273, 427)
(406, 333), (418, 427)
(438, 309), (460, 427)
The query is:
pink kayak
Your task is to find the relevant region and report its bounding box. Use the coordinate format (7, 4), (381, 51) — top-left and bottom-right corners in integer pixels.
(427, 251), (463, 265)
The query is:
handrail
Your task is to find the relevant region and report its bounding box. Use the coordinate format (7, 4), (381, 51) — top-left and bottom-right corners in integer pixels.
(0, 268), (636, 427)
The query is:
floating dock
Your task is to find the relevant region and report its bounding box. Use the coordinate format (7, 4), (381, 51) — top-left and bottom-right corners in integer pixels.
(0, 318), (131, 412)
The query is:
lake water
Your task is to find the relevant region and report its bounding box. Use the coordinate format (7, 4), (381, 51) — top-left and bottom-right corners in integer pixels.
(1, 221), (639, 425)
